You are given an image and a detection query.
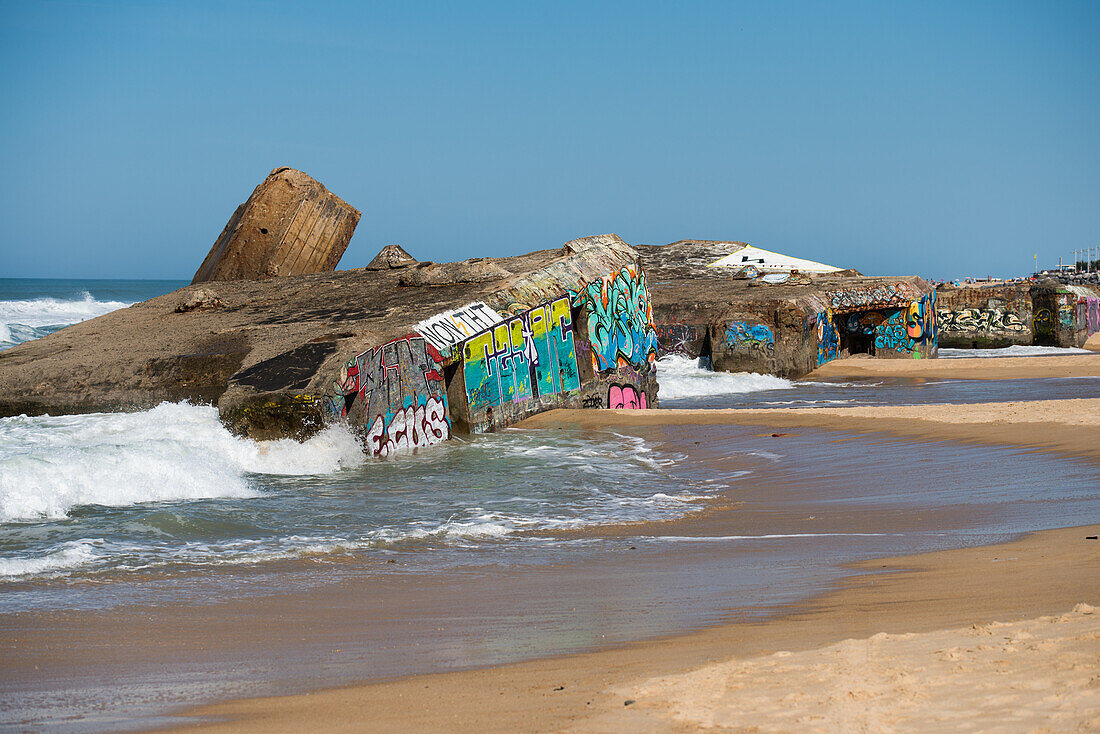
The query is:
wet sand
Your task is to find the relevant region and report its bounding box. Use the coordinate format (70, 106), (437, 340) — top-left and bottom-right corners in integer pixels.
(809, 353), (1100, 380)
(163, 524), (1100, 733)
(147, 393), (1100, 733)
(524, 398), (1100, 462)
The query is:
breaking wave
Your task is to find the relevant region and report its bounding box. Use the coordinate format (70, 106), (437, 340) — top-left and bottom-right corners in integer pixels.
(0, 292), (132, 348)
(939, 345), (1094, 358)
(0, 402), (365, 523)
(656, 354), (792, 399)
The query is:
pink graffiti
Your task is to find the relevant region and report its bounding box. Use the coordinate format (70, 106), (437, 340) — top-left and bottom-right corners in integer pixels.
(608, 384), (647, 410)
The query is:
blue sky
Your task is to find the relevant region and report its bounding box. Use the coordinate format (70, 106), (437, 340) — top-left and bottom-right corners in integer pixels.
(1, 1), (1096, 279)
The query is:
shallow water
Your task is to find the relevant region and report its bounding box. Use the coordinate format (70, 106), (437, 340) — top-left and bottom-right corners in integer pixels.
(2, 423), (1097, 732)
(657, 354), (1100, 409)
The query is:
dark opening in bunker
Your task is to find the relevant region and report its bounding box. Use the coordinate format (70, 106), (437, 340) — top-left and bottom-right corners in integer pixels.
(835, 313), (876, 356)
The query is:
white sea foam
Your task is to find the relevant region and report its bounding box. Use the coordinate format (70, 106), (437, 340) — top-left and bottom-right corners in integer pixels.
(0, 292), (132, 347)
(0, 539), (105, 578)
(656, 355), (792, 399)
(0, 402), (364, 523)
(939, 345), (1094, 358)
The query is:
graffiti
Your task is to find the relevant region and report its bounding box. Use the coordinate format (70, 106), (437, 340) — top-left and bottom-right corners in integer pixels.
(874, 309), (912, 354)
(815, 311), (839, 366)
(654, 324), (699, 357)
(906, 290), (936, 346)
(581, 394), (604, 409)
(571, 265), (659, 372)
(725, 322), (775, 356)
(608, 384), (648, 409)
(366, 397), (449, 458)
(1034, 308), (1054, 336)
(842, 311), (886, 335)
(1087, 298), (1100, 335)
(1058, 302), (1076, 330)
(463, 296), (580, 412)
(414, 302), (504, 353)
(332, 335), (450, 457)
(825, 282), (922, 313)
(937, 307), (1027, 333)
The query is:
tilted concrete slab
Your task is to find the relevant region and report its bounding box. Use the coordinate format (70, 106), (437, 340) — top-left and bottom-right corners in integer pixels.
(192, 167), (361, 283)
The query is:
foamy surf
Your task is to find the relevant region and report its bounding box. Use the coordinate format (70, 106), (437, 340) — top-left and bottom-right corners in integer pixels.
(0, 292), (132, 348)
(657, 355), (792, 398)
(939, 345), (1093, 358)
(0, 402), (365, 523)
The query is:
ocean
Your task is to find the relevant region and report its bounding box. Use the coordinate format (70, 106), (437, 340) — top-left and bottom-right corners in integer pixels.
(1, 278), (1099, 731)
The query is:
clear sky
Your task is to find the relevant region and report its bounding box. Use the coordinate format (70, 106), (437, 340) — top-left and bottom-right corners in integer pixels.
(1, 1), (1096, 280)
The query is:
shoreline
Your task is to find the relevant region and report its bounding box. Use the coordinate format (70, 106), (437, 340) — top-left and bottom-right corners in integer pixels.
(166, 522), (1100, 732)
(806, 353), (1100, 380)
(522, 398), (1100, 462)
(158, 396), (1100, 733)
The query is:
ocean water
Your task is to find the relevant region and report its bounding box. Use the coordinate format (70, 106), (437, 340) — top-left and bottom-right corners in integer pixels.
(1, 287), (1096, 588)
(656, 353), (1100, 409)
(939, 345), (1093, 358)
(0, 278), (185, 350)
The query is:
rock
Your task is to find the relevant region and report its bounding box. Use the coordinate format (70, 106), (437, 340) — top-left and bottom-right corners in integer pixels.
(175, 289), (223, 312)
(192, 167), (361, 284)
(365, 244), (418, 270)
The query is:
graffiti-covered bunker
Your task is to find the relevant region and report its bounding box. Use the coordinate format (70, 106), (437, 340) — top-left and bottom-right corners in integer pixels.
(215, 233), (661, 456)
(936, 281), (1100, 349)
(312, 233), (659, 455)
(636, 240), (937, 378)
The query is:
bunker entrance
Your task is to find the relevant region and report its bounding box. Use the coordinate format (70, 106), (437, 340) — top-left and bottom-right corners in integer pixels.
(835, 312), (877, 356)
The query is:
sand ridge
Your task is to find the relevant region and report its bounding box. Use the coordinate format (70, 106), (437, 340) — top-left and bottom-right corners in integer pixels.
(623, 604), (1100, 733)
(808, 353), (1100, 380)
(520, 398), (1100, 462)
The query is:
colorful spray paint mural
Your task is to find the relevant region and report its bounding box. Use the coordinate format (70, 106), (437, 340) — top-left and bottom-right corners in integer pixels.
(937, 307), (1027, 334)
(815, 311), (839, 366)
(608, 384), (647, 409)
(571, 265), (659, 373)
(414, 302), (504, 355)
(873, 291), (937, 357)
(330, 335), (451, 457)
(725, 322), (775, 357)
(1087, 298), (1100, 335)
(462, 296), (581, 411)
(825, 282), (923, 312)
(654, 324), (699, 358)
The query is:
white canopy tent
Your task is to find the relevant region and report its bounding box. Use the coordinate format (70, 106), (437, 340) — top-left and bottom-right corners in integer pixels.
(707, 245), (841, 274)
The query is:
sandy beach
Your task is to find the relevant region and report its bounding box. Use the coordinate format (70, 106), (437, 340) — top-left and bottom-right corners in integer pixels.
(810, 353), (1100, 380)
(166, 525), (1100, 733)
(154, 361), (1100, 733)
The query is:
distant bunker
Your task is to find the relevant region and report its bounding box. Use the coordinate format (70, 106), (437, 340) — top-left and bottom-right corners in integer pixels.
(936, 281), (1100, 349)
(638, 240), (938, 378)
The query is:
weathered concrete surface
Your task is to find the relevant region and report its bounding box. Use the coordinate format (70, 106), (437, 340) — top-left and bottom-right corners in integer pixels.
(935, 282), (1033, 348)
(936, 281), (1100, 349)
(192, 167), (361, 283)
(637, 240), (936, 378)
(365, 244), (417, 270)
(0, 235), (659, 452)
